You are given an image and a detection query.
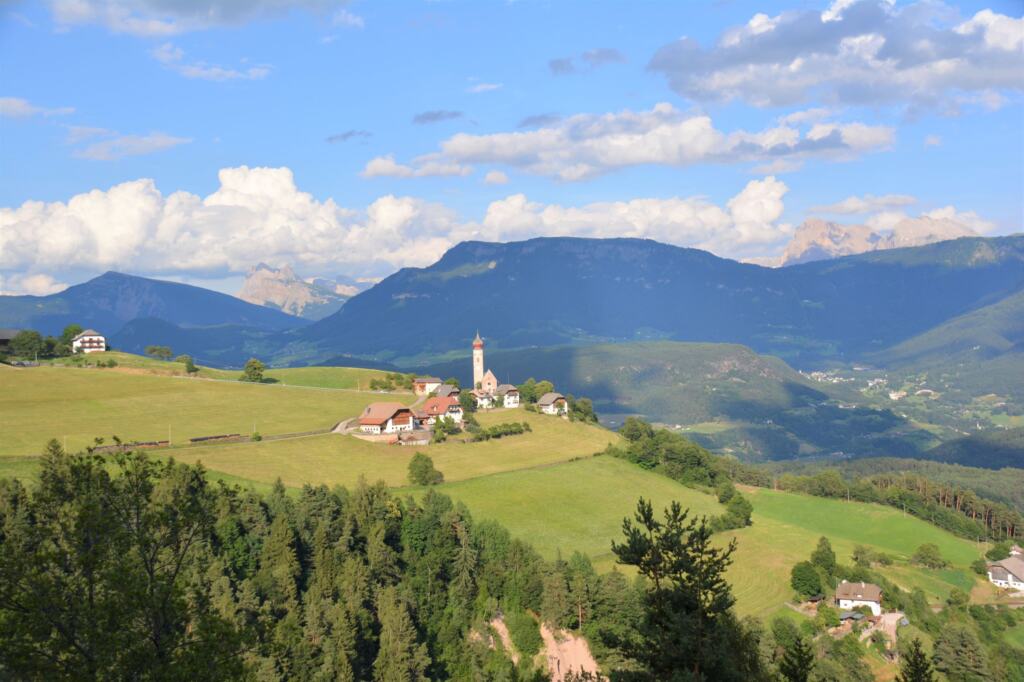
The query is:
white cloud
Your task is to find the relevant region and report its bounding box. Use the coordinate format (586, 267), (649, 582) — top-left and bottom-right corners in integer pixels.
(0, 97), (74, 118)
(484, 170), (509, 185)
(361, 154), (472, 179)
(923, 205), (995, 233)
(394, 102), (893, 181)
(649, 1), (1024, 110)
(152, 43), (270, 81)
(0, 166), (794, 285)
(810, 193), (916, 214)
(0, 273), (68, 296)
(48, 0), (354, 36)
(65, 125), (116, 143)
(924, 134), (942, 147)
(475, 177), (790, 259)
(332, 9), (363, 28)
(73, 132), (192, 160)
(467, 82), (503, 94)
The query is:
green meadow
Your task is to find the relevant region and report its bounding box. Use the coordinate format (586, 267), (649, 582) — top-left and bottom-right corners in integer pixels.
(0, 365), (409, 456)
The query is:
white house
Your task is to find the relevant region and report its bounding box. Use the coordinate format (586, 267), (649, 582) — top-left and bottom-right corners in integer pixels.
(413, 377), (443, 396)
(987, 557), (1024, 590)
(420, 396), (464, 425)
(497, 384), (520, 408)
(537, 392), (568, 416)
(358, 402), (416, 434)
(72, 329), (106, 354)
(835, 581), (883, 616)
(472, 389), (495, 409)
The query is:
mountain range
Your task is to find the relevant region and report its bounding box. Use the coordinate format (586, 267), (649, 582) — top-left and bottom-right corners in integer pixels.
(779, 215), (979, 265)
(236, 263), (352, 320)
(284, 234), (1023, 367)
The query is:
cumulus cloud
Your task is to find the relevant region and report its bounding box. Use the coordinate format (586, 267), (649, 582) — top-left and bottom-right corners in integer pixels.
(810, 193), (916, 214)
(332, 9), (363, 28)
(549, 47), (626, 74)
(922, 205), (995, 233)
(387, 102), (892, 181)
(0, 166), (795, 287)
(475, 177), (790, 259)
(924, 134), (942, 147)
(412, 110), (463, 125)
(0, 97), (74, 118)
(152, 43), (271, 81)
(0, 273), (68, 296)
(649, 1), (1024, 110)
(483, 170), (509, 185)
(48, 0), (355, 35)
(361, 155), (472, 179)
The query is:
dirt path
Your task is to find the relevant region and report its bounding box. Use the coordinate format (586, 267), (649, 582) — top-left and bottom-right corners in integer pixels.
(861, 612), (903, 644)
(540, 622), (601, 681)
(489, 617), (520, 665)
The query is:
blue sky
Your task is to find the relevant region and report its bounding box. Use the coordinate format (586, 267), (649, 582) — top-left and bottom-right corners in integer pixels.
(0, 0), (1021, 295)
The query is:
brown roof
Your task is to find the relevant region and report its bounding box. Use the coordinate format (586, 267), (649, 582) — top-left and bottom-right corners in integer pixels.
(537, 391), (565, 406)
(835, 581), (882, 603)
(422, 396), (459, 417)
(991, 557), (1024, 581)
(436, 384), (460, 397)
(358, 402), (411, 426)
(72, 329), (104, 341)
(496, 384), (518, 396)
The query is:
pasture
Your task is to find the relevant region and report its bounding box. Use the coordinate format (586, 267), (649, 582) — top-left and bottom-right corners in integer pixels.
(46, 351), (391, 389)
(0, 366), (408, 456)
(162, 409), (617, 489)
(429, 458), (986, 618)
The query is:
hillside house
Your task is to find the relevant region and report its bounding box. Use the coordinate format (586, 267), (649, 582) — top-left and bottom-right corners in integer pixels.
(397, 431), (431, 446)
(835, 581), (883, 616)
(0, 328), (19, 351)
(496, 384), (520, 408)
(472, 389), (495, 409)
(435, 384), (460, 398)
(537, 392), (568, 416)
(72, 329), (106, 354)
(359, 402), (416, 434)
(413, 376), (443, 396)
(987, 556), (1024, 590)
(420, 396), (464, 425)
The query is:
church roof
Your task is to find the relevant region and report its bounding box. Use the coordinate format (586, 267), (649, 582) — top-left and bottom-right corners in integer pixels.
(473, 331), (483, 348)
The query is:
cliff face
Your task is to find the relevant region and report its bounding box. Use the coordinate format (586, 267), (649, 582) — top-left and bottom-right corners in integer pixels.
(237, 263), (349, 320)
(780, 216), (978, 266)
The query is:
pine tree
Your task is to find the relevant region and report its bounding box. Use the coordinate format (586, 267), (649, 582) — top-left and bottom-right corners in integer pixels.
(897, 638), (934, 682)
(779, 636), (815, 682)
(810, 536), (836, 579)
(932, 623), (989, 681)
(373, 587), (430, 682)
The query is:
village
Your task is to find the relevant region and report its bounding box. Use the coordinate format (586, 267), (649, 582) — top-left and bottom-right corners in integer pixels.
(352, 332), (569, 444)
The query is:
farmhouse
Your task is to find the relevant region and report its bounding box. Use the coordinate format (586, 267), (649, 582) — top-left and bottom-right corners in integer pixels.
(496, 384), (520, 408)
(537, 392), (568, 416)
(358, 402), (416, 434)
(835, 581), (883, 616)
(987, 556), (1024, 590)
(435, 384), (460, 398)
(420, 395), (464, 425)
(472, 389), (495, 409)
(413, 376), (442, 396)
(72, 329), (106, 354)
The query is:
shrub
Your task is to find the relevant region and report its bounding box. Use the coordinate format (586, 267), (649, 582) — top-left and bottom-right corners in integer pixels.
(790, 561), (823, 599)
(504, 609), (542, 657)
(251, 432), (262, 442)
(911, 543), (948, 569)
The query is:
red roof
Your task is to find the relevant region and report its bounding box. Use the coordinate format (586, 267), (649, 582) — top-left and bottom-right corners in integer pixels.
(422, 395), (459, 417)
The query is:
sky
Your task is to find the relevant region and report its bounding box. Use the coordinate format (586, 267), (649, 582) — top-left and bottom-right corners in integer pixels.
(0, 0), (1021, 296)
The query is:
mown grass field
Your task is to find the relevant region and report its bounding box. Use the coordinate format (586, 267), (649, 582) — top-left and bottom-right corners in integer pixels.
(46, 351), (391, 389)
(0, 366), (410, 456)
(166, 409), (617, 489)
(426, 459), (986, 618)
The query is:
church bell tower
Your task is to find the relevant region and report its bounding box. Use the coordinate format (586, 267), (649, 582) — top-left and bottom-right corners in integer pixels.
(472, 331), (484, 388)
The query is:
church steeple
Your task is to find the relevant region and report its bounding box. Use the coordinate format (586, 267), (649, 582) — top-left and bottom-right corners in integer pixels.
(472, 331), (484, 387)
(473, 330), (483, 349)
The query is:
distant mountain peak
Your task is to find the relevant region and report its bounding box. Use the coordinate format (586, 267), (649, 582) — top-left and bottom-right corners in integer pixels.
(237, 263), (350, 320)
(780, 215), (979, 266)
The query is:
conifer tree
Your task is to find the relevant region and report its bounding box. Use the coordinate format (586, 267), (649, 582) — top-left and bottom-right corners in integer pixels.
(897, 638), (934, 682)
(779, 635), (815, 682)
(810, 536), (836, 579)
(932, 624), (989, 681)
(373, 587), (430, 682)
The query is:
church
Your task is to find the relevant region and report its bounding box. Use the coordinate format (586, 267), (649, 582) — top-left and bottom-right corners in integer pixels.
(471, 332), (520, 408)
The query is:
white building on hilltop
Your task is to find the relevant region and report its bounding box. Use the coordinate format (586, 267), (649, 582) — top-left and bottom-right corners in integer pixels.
(987, 556), (1024, 591)
(72, 329), (106, 354)
(835, 581), (882, 616)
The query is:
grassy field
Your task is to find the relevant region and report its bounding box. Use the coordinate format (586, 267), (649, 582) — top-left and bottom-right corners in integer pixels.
(45, 351), (391, 389)
(165, 409), (617, 489)
(0, 366), (410, 456)
(423, 459), (985, 618)
(1006, 623), (1024, 649)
